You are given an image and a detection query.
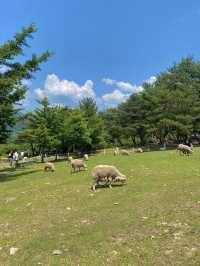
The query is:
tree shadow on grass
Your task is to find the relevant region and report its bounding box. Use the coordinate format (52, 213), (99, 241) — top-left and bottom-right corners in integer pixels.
(0, 169), (42, 182)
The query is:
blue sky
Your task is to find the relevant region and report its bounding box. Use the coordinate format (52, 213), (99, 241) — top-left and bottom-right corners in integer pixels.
(1, 0), (200, 109)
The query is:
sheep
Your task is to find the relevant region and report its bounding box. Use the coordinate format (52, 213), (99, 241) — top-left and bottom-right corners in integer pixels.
(68, 156), (73, 162)
(134, 148), (143, 153)
(120, 149), (130, 155)
(84, 154), (89, 161)
(70, 159), (87, 173)
(176, 144), (193, 156)
(91, 165), (127, 191)
(44, 162), (55, 172)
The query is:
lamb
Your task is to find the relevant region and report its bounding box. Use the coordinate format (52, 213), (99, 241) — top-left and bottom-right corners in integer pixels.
(134, 148), (143, 153)
(176, 144), (193, 156)
(120, 149), (130, 155)
(91, 165), (127, 191)
(69, 158), (87, 173)
(44, 162), (55, 172)
(84, 154), (89, 161)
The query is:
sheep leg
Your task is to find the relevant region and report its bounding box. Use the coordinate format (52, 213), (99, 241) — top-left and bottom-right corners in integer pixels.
(70, 166), (74, 174)
(106, 177), (112, 189)
(91, 181), (96, 191)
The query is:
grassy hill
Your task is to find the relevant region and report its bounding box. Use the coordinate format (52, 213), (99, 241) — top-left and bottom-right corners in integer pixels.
(0, 150), (200, 265)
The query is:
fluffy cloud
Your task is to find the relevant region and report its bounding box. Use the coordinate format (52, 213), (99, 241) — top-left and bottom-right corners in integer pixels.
(102, 89), (129, 105)
(34, 74), (96, 102)
(34, 74), (156, 109)
(21, 79), (32, 86)
(0, 65), (10, 73)
(35, 88), (45, 99)
(102, 78), (143, 93)
(145, 76), (157, 85)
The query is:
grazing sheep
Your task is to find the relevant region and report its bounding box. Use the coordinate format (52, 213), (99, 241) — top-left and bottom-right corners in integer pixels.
(120, 149), (130, 155)
(84, 154), (89, 161)
(68, 156), (73, 162)
(44, 162), (55, 172)
(70, 159), (87, 173)
(91, 165), (127, 191)
(176, 144), (193, 156)
(135, 148), (143, 153)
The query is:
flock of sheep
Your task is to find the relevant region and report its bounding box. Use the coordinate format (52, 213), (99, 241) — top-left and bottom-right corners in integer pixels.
(43, 143), (193, 191)
(44, 151), (128, 191)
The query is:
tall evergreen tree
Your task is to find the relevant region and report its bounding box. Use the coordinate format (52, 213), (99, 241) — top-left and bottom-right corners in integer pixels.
(79, 97), (105, 150)
(0, 24), (52, 143)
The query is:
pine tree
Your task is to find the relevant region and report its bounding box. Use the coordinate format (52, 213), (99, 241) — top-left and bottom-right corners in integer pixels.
(0, 24), (52, 143)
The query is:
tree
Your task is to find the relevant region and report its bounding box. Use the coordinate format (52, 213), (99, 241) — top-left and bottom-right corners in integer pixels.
(60, 109), (92, 152)
(18, 98), (61, 162)
(0, 24), (52, 143)
(101, 57), (200, 146)
(79, 97), (105, 150)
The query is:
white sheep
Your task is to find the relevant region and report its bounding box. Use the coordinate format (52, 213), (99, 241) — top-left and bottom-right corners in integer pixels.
(84, 154), (89, 161)
(68, 156), (73, 162)
(120, 149), (130, 155)
(134, 148), (143, 153)
(91, 165), (127, 191)
(176, 144), (193, 156)
(44, 162), (55, 172)
(69, 159), (87, 173)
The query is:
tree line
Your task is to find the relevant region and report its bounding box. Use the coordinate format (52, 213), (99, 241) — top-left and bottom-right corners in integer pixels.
(102, 57), (200, 146)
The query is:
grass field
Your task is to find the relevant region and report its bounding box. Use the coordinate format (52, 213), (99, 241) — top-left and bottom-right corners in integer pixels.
(0, 150), (200, 265)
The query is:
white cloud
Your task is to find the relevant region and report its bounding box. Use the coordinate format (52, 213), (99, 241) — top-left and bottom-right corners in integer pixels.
(34, 74), (96, 103)
(35, 88), (45, 99)
(21, 79), (32, 86)
(33, 74), (157, 109)
(0, 65), (10, 73)
(102, 89), (129, 105)
(102, 78), (143, 93)
(102, 78), (116, 86)
(145, 76), (157, 85)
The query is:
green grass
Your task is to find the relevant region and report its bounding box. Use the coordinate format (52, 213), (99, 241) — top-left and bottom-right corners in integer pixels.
(1, 150), (200, 265)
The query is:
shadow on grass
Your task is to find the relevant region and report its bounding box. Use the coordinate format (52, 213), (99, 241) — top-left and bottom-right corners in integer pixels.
(92, 183), (126, 191)
(0, 169), (41, 182)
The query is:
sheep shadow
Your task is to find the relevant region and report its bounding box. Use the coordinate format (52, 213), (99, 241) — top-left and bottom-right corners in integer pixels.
(92, 183), (126, 191)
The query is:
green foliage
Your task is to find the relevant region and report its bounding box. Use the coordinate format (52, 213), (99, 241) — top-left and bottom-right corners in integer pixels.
(0, 24), (52, 143)
(18, 97), (105, 156)
(79, 97), (105, 149)
(102, 57), (200, 145)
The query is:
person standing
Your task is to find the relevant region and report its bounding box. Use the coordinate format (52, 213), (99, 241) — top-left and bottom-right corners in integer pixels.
(8, 150), (14, 166)
(13, 150), (19, 167)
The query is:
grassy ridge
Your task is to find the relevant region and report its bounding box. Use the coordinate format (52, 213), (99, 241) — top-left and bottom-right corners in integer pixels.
(0, 150), (200, 265)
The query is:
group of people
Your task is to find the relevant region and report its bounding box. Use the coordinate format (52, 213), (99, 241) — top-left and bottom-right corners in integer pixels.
(8, 150), (29, 167)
